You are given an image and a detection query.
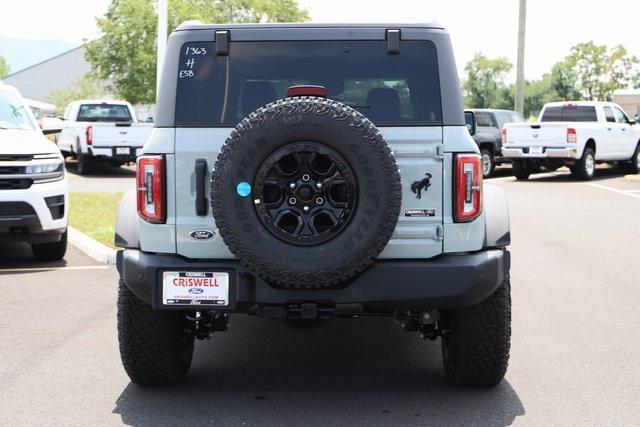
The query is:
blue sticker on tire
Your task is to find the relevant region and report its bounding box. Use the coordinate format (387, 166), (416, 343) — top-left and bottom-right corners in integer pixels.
(236, 182), (251, 197)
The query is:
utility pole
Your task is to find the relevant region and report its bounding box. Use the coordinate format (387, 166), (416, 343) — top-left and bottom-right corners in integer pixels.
(515, 0), (526, 115)
(156, 0), (168, 102)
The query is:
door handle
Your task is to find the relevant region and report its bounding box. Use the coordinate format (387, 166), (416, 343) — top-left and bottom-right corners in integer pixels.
(607, 127), (612, 131)
(622, 128), (627, 131)
(195, 159), (208, 216)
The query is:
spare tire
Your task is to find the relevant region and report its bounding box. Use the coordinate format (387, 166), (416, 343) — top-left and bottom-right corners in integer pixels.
(211, 97), (401, 289)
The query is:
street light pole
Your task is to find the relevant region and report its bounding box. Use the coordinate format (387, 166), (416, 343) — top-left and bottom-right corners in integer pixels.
(156, 0), (168, 102)
(515, 0), (526, 115)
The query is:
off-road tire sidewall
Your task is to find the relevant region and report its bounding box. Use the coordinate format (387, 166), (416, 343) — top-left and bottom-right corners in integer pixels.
(211, 97), (402, 289)
(441, 272), (511, 387)
(117, 280), (194, 385)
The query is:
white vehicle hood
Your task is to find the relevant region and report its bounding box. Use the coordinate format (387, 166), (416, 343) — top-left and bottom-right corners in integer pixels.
(0, 129), (61, 156)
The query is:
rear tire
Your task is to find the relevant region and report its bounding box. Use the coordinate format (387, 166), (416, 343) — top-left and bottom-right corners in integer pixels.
(31, 230), (67, 261)
(629, 144), (640, 174)
(571, 147), (595, 180)
(511, 161), (530, 180)
(117, 280), (194, 385)
(481, 149), (495, 178)
(77, 153), (92, 175)
(441, 273), (511, 387)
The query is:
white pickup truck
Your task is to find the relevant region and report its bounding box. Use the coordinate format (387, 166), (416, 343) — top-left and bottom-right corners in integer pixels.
(502, 101), (640, 180)
(57, 100), (153, 174)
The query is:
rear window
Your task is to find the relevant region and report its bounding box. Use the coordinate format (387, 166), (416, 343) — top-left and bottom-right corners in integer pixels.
(496, 111), (524, 127)
(475, 113), (495, 127)
(77, 104), (132, 122)
(541, 106), (597, 122)
(175, 40), (442, 127)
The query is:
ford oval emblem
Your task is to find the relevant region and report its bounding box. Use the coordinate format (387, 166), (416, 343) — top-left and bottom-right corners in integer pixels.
(189, 229), (216, 240)
(188, 288), (204, 294)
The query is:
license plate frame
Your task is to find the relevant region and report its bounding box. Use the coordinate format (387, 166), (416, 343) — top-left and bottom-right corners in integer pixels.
(162, 271), (229, 306)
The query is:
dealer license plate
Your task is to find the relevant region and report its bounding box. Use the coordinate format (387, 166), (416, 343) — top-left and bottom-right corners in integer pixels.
(529, 146), (543, 155)
(162, 271), (229, 306)
(116, 147), (130, 155)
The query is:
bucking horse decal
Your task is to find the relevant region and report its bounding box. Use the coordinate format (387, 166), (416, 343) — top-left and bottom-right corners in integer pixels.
(411, 173), (432, 199)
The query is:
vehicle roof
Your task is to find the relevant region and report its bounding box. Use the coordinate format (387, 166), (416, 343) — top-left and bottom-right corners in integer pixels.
(70, 100), (132, 106)
(176, 22), (445, 31)
(0, 82), (21, 95)
(543, 101), (619, 108)
(466, 108), (522, 114)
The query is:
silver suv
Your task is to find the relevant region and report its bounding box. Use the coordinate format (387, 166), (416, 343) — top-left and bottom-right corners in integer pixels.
(115, 23), (512, 387)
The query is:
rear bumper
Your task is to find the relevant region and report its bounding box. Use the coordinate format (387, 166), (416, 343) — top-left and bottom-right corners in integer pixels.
(88, 146), (141, 161)
(117, 248), (510, 312)
(502, 146), (578, 159)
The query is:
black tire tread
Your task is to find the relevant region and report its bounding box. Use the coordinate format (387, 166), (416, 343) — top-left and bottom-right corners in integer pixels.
(117, 280), (194, 385)
(211, 97), (402, 289)
(441, 273), (511, 387)
(511, 161), (529, 180)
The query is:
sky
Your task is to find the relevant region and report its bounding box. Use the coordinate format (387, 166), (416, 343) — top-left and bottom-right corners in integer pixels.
(1, 0), (639, 81)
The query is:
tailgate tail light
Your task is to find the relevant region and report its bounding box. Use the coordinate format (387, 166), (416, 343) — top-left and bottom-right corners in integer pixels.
(567, 128), (577, 143)
(86, 126), (93, 145)
(137, 155), (165, 223)
(454, 154), (482, 222)
(501, 128), (507, 144)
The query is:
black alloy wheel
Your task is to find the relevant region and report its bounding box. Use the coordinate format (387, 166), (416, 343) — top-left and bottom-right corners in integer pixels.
(253, 142), (357, 246)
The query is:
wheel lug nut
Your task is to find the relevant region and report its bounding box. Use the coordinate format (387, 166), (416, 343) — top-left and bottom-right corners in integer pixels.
(316, 197), (324, 205)
(303, 205), (309, 212)
(315, 182), (322, 189)
(289, 183), (296, 189)
(302, 174), (310, 182)
(289, 197), (297, 205)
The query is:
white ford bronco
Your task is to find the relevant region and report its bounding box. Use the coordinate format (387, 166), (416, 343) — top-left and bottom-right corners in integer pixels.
(115, 23), (512, 387)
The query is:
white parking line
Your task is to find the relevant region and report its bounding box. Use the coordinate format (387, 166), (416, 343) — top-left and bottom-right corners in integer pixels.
(0, 265), (110, 273)
(586, 182), (640, 200)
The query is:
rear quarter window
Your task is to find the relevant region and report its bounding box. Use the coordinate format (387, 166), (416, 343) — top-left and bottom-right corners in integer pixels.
(175, 40), (442, 127)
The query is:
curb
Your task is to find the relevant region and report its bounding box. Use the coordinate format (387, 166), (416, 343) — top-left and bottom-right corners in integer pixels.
(68, 226), (117, 265)
(624, 174), (640, 181)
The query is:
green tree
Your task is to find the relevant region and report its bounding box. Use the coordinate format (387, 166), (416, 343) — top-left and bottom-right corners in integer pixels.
(0, 55), (10, 78)
(514, 62), (582, 119)
(48, 76), (107, 116)
(85, 0), (309, 104)
(462, 52), (513, 109)
(565, 41), (639, 101)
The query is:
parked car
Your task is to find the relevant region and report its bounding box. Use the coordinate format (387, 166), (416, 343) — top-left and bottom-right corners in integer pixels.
(57, 100), (153, 174)
(502, 101), (640, 180)
(0, 83), (68, 260)
(114, 22), (512, 387)
(465, 108), (525, 177)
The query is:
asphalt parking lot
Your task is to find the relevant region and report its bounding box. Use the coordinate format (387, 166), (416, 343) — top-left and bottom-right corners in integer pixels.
(1, 166), (639, 425)
(66, 160), (136, 193)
